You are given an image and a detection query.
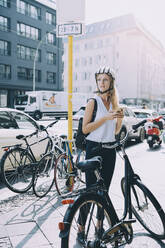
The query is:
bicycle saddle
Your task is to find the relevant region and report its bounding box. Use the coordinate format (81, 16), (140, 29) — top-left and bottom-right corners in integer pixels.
(76, 156), (102, 172)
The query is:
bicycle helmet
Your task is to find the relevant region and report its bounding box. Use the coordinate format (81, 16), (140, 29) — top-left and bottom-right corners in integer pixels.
(95, 66), (115, 80)
(95, 66), (115, 94)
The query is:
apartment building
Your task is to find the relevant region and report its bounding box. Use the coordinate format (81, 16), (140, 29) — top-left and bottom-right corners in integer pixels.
(63, 14), (165, 103)
(0, 0), (63, 108)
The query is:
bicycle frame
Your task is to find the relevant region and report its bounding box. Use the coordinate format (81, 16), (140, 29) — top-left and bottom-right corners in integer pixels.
(118, 145), (137, 221)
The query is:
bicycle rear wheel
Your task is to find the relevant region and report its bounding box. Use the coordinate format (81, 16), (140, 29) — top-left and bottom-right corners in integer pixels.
(54, 153), (81, 197)
(54, 153), (74, 197)
(33, 153), (55, 198)
(1, 147), (34, 193)
(121, 177), (165, 239)
(60, 193), (118, 248)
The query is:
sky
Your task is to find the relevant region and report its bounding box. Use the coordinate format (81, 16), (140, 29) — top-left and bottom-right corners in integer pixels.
(85, 0), (165, 46)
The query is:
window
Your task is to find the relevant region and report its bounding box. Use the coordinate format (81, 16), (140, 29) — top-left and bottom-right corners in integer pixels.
(15, 95), (28, 105)
(46, 12), (56, 25)
(97, 40), (103, 48)
(30, 96), (36, 104)
(47, 72), (56, 84)
(10, 111), (38, 129)
(89, 57), (92, 65)
(0, 40), (11, 56)
(17, 22), (41, 40)
(0, 112), (17, 129)
(17, 44), (41, 62)
(17, 0), (41, 20)
(17, 66), (41, 82)
(0, 64), (11, 79)
(75, 58), (79, 67)
(47, 52), (56, 64)
(0, 0), (10, 7)
(0, 16), (10, 32)
(46, 32), (56, 45)
(73, 72), (78, 80)
(81, 57), (87, 66)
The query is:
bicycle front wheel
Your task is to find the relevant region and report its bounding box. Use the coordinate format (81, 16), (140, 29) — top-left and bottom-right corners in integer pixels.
(121, 178), (165, 239)
(60, 193), (117, 248)
(54, 153), (79, 197)
(1, 147), (34, 193)
(33, 153), (55, 198)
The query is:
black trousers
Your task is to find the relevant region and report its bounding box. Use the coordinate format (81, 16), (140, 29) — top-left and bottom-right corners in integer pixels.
(85, 140), (116, 189)
(78, 140), (116, 226)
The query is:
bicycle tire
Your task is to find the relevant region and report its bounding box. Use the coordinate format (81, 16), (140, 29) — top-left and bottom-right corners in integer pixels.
(0, 147), (34, 193)
(121, 177), (165, 239)
(54, 152), (85, 197)
(54, 153), (75, 197)
(60, 193), (118, 248)
(33, 153), (56, 198)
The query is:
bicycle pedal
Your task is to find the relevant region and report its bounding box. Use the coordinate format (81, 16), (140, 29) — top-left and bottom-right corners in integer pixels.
(103, 219), (135, 239)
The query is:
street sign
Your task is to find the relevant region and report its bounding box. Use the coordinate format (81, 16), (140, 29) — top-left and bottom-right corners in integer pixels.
(56, 0), (85, 24)
(57, 23), (83, 37)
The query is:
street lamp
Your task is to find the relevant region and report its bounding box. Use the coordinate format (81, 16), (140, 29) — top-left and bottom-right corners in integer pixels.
(33, 28), (56, 91)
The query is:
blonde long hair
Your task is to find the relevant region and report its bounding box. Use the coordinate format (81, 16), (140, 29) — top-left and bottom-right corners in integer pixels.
(96, 77), (120, 111)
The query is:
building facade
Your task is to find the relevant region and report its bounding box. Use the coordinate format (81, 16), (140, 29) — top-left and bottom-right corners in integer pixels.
(0, 0), (63, 108)
(63, 14), (165, 105)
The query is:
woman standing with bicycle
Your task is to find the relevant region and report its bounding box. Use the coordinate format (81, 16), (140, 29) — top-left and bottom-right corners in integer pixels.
(77, 66), (124, 245)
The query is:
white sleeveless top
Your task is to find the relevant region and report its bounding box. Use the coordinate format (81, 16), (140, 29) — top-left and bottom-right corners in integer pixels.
(86, 95), (116, 143)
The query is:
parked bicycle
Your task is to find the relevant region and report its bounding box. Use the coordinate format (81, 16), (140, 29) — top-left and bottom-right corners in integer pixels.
(0, 120), (59, 193)
(59, 119), (165, 247)
(33, 137), (85, 198)
(54, 139), (86, 198)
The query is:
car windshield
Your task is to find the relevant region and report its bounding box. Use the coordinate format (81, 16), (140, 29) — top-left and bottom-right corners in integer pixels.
(134, 112), (151, 118)
(15, 95), (28, 105)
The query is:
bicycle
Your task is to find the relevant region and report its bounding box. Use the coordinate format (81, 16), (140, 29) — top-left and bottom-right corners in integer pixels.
(32, 134), (66, 198)
(33, 136), (86, 198)
(0, 120), (59, 194)
(59, 119), (165, 247)
(54, 139), (86, 198)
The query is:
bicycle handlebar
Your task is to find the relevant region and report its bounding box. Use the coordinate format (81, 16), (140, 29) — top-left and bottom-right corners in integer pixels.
(16, 120), (58, 140)
(102, 119), (147, 149)
(39, 120), (58, 131)
(132, 119), (147, 131)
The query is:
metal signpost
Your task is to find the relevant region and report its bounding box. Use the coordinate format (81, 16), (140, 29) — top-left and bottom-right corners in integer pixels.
(56, 0), (85, 152)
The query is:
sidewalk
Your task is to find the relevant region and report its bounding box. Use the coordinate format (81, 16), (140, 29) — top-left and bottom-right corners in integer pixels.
(0, 145), (165, 248)
(0, 188), (69, 248)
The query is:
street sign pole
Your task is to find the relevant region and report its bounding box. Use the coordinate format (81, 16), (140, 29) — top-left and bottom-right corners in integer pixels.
(56, 0), (85, 154)
(68, 35), (73, 151)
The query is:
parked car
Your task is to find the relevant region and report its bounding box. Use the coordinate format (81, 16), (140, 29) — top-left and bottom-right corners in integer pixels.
(0, 108), (48, 160)
(132, 108), (159, 120)
(73, 104), (145, 142)
(73, 106), (85, 131)
(158, 108), (165, 120)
